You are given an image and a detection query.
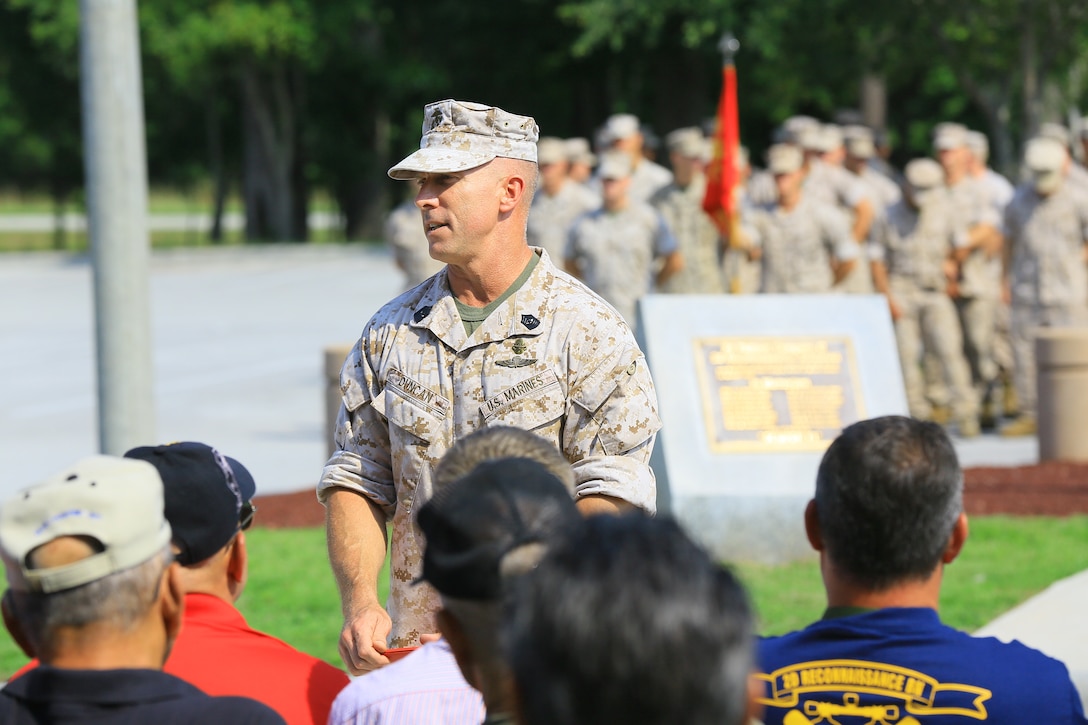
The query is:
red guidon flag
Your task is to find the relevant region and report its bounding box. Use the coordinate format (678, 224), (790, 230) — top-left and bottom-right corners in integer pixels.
(702, 51), (740, 241)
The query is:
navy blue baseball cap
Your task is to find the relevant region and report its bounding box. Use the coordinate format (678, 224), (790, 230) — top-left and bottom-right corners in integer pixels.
(124, 442), (256, 566)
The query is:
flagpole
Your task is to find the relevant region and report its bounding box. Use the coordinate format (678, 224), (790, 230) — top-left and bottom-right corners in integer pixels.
(716, 34), (745, 292)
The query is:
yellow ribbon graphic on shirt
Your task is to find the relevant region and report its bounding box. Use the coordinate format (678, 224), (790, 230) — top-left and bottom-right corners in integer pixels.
(757, 659), (992, 720)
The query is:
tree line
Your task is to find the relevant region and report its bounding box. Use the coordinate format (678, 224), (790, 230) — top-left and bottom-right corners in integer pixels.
(1, 0), (1085, 242)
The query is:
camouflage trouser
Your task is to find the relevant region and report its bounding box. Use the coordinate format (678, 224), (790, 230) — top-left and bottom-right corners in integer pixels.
(833, 257), (874, 294)
(956, 295), (1000, 396)
(1010, 302), (1088, 417)
(992, 300), (1014, 373)
(892, 283), (977, 420)
(925, 295), (1001, 407)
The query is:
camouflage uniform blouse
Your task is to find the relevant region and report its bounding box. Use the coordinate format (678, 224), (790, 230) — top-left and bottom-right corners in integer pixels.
(526, 181), (600, 262)
(750, 197), (859, 293)
(651, 174), (726, 294)
(565, 203), (678, 325)
(1005, 183), (1088, 307)
(319, 249), (661, 646)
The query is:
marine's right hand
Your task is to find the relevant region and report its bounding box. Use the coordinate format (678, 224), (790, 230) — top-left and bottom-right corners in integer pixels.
(339, 604), (393, 675)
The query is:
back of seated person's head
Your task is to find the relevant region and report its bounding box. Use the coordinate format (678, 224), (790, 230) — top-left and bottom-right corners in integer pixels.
(433, 425), (574, 493)
(504, 512), (756, 725)
(124, 441), (258, 569)
(125, 441), (260, 608)
(814, 415), (963, 590)
(416, 457), (581, 711)
(0, 456), (176, 662)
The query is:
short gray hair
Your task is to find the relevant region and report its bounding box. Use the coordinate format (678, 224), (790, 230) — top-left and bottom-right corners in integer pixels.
(434, 425), (573, 492)
(10, 545), (173, 651)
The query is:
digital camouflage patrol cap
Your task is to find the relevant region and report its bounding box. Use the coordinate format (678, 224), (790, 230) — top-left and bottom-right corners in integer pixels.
(767, 144), (804, 174)
(1025, 137), (1066, 195)
(388, 99), (539, 180)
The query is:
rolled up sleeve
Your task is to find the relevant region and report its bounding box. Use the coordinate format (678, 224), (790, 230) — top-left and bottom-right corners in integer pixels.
(565, 343), (661, 513)
(317, 335), (397, 517)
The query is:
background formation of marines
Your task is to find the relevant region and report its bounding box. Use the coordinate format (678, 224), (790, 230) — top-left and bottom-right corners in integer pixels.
(385, 107), (1088, 439)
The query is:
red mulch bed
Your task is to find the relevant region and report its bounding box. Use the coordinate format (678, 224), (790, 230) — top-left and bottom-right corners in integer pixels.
(963, 461), (1088, 516)
(251, 462), (1088, 529)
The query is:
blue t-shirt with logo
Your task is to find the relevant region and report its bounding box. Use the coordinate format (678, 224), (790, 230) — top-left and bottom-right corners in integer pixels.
(758, 608), (1086, 724)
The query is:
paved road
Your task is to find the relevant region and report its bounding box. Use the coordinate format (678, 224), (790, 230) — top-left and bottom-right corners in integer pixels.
(1, 245), (403, 500)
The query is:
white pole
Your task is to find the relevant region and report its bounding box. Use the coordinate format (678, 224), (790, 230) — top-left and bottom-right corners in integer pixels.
(79, 0), (155, 454)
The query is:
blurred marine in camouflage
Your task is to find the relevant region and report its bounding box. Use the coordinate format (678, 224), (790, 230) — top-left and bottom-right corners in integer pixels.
(871, 159), (980, 436)
(1002, 136), (1088, 436)
(651, 127), (725, 294)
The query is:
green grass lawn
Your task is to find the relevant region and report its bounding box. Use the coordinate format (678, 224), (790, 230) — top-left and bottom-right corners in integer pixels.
(0, 186), (348, 252)
(0, 187), (339, 216)
(1, 516), (1085, 678)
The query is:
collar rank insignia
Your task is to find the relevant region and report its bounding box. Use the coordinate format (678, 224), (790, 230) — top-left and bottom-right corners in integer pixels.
(413, 306), (433, 323)
(497, 338), (537, 368)
(520, 314), (540, 330)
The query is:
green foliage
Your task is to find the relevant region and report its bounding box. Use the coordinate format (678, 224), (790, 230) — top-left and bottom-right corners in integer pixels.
(5, 0), (1088, 226)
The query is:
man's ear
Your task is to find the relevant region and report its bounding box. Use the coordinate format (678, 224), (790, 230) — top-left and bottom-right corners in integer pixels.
(437, 607), (479, 690)
(497, 168), (528, 214)
(2, 590), (35, 659)
(804, 499), (824, 552)
(161, 563), (185, 647)
(228, 532), (248, 589)
(942, 513), (969, 564)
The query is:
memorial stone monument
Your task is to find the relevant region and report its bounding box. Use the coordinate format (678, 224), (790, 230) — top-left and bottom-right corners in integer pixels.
(639, 294), (908, 563)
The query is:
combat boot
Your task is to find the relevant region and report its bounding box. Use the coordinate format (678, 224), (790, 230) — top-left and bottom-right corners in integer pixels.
(929, 404), (951, 425)
(1001, 374), (1019, 418)
(1001, 415), (1036, 437)
(979, 398), (997, 431)
(956, 415), (980, 439)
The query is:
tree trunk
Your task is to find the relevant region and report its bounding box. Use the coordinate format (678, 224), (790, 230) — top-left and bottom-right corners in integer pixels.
(239, 61), (297, 242)
(860, 73), (886, 131)
(206, 101), (227, 243)
(1020, 0), (1041, 140)
(339, 106), (389, 241)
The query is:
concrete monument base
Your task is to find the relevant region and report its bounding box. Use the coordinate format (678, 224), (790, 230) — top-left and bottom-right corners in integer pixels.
(640, 294), (908, 564)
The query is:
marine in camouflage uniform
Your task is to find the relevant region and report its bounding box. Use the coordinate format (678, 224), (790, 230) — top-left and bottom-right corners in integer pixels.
(746, 144), (860, 294)
(966, 130), (1017, 423)
(1038, 122), (1088, 195)
(565, 137), (597, 187)
(871, 159), (979, 435)
(842, 127), (902, 215)
(936, 124), (1005, 423)
(566, 150), (682, 325)
(799, 124), (876, 293)
(598, 113), (674, 203)
(384, 199), (447, 290)
(526, 137), (600, 261)
(320, 100), (661, 671)
(651, 127), (725, 295)
(1003, 137), (1088, 435)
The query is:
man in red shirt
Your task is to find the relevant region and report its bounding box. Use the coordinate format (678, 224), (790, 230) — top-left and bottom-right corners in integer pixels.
(125, 442), (349, 725)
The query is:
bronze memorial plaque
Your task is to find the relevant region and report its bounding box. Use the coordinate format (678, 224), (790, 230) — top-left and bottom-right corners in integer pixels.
(693, 336), (865, 453)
